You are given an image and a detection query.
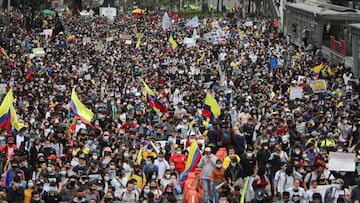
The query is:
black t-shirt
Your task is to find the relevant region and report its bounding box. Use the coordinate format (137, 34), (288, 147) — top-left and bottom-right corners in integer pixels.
(240, 155), (256, 177)
(42, 192), (62, 203)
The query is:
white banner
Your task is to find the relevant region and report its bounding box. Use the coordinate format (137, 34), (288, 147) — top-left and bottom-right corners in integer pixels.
(329, 152), (355, 172)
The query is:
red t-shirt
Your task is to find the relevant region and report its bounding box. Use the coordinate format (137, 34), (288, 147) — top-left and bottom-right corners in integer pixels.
(169, 154), (187, 173)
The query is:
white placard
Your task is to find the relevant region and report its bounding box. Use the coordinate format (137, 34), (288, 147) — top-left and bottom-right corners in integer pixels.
(82, 37), (91, 44)
(183, 38), (196, 47)
(329, 152), (355, 172)
(125, 40), (132, 45)
(244, 21), (253, 27)
(43, 29), (53, 37)
(289, 87), (303, 100)
(99, 7), (117, 21)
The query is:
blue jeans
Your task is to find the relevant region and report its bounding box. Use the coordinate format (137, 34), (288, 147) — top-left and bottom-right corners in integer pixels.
(202, 179), (213, 203)
(212, 181), (222, 203)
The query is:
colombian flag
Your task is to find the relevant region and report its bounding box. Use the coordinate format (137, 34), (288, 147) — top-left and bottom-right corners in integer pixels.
(313, 63), (323, 73)
(179, 141), (201, 186)
(134, 37), (141, 56)
(69, 88), (94, 126)
(10, 105), (24, 136)
(202, 92), (221, 119)
(0, 89), (14, 134)
(169, 36), (178, 50)
(197, 52), (205, 64)
(143, 81), (169, 115)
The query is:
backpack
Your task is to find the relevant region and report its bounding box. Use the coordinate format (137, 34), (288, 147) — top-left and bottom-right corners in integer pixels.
(221, 128), (232, 144)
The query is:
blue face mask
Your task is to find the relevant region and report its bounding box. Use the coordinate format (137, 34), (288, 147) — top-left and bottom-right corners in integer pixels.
(49, 187), (56, 192)
(144, 189), (150, 194)
(134, 185), (138, 190)
(152, 175), (157, 180)
(104, 176), (110, 182)
(28, 182), (34, 188)
(47, 167), (53, 173)
(59, 171), (67, 176)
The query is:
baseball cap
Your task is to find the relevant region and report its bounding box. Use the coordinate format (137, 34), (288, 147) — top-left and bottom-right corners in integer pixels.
(205, 147), (211, 152)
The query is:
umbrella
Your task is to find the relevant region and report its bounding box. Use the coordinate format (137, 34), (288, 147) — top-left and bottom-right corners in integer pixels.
(42, 9), (56, 15)
(132, 8), (145, 14)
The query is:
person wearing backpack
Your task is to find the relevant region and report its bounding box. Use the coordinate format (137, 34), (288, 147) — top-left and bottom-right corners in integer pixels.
(218, 120), (235, 148)
(119, 181), (139, 203)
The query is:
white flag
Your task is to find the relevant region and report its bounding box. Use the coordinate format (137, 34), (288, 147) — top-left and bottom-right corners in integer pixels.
(162, 12), (172, 30)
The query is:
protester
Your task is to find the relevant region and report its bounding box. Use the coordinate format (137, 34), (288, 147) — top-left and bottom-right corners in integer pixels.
(0, 4), (359, 203)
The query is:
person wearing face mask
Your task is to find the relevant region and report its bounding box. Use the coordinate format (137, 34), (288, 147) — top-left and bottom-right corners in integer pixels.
(140, 185), (152, 201)
(60, 176), (79, 201)
(127, 162), (146, 189)
(6, 178), (25, 203)
(154, 153), (170, 179)
(324, 178), (350, 203)
(42, 181), (62, 202)
(286, 179), (306, 203)
(303, 163), (324, 191)
(30, 191), (42, 203)
(85, 181), (99, 202)
(198, 147), (217, 203)
(148, 180), (162, 200)
(72, 188), (87, 203)
(4, 161), (25, 189)
(119, 181), (139, 203)
(111, 168), (128, 197)
(224, 157), (245, 187)
(143, 156), (159, 182)
(169, 147), (186, 173)
(211, 159), (225, 203)
(159, 184), (176, 203)
(24, 180), (35, 203)
(306, 180), (320, 203)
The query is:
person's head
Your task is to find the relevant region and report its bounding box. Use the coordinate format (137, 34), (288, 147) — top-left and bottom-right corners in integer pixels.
(27, 179), (35, 189)
(143, 185), (150, 194)
(293, 179), (301, 188)
(76, 189), (85, 200)
(312, 193), (322, 203)
(228, 147), (235, 155)
(165, 184), (173, 194)
(282, 191), (290, 201)
(176, 148), (182, 155)
(205, 147), (212, 155)
(31, 191), (41, 201)
(164, 170), (171, 179)
(336, 178), (344, 189)
(126, 181), (134, 192)
(216, 159), (222, 169)
(219, 192), (228, 203)
(285, 166), (293, 176)
(311, 180), (318, 189)
(149, 181), (157, 190)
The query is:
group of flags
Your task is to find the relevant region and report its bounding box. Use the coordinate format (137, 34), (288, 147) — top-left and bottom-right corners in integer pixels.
(0, 89), (24, 135)
(0, 83), (221, 186)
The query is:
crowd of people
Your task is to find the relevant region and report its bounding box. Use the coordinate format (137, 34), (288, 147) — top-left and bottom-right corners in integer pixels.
(0, 5), (359, 203)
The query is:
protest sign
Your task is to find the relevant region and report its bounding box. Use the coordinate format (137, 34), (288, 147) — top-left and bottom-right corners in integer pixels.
(311, 80), (327, 93)
(99, 7), (117, 21)
(120, 34), (132, 40)
(329, 152), (355, 172)
(82, 37), (91, 44)
(183, 38), (196, 47)
(106, 37), (114, 42)
(289, 87), (303, 100)
(32, 48), (45, 57)
(43, 29), (53, 38)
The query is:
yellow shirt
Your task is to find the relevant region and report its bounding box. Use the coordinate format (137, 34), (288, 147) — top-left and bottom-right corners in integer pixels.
(223, 155), (241, 169)
(24, 189), (33, 203)
(127, 172), (146, 189)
